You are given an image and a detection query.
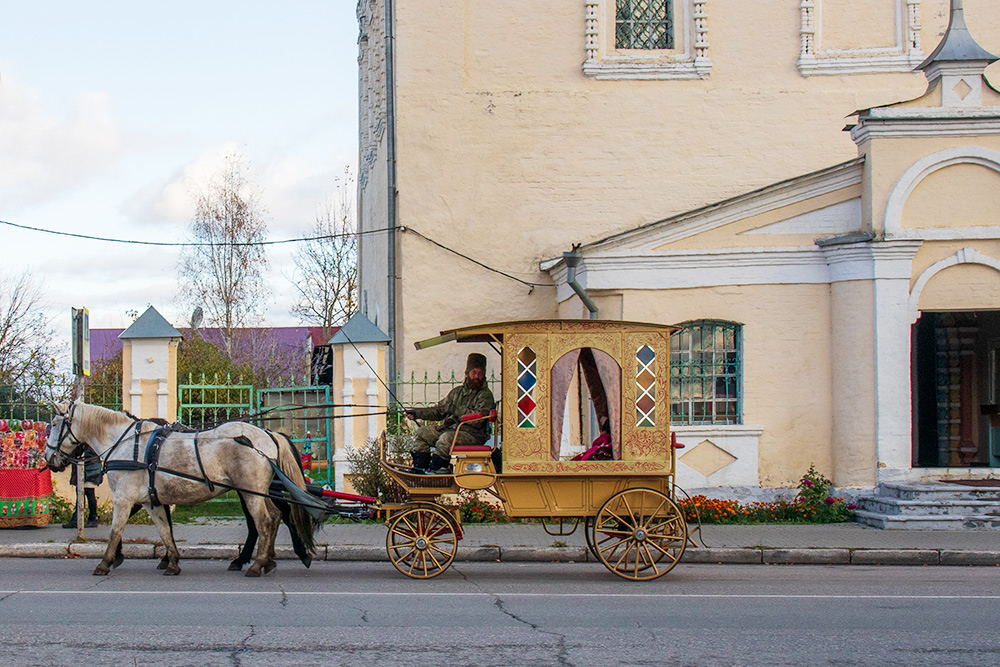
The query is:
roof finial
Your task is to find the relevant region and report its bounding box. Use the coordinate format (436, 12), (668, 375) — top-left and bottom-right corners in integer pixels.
(917, 0), (997, 73)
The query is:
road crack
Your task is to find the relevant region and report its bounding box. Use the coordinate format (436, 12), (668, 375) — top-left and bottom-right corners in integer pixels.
(229, 624), (256, 667)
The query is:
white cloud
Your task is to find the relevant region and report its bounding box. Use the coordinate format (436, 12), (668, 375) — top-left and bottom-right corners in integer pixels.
(0, 74), (123, 210)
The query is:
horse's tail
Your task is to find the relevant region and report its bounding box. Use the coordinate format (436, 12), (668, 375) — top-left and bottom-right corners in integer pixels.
(272, 431), (320, 555)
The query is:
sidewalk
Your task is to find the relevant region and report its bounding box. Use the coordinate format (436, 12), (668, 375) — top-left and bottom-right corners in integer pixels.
(1, 519), (998, 566)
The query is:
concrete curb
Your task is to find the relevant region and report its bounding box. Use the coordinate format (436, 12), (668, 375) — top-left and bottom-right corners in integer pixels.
(2, 542), (999, 566)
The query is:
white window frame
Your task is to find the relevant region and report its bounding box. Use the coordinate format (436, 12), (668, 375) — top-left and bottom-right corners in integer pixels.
(798, 0), (925, 77)
(584, 0), (711, 80)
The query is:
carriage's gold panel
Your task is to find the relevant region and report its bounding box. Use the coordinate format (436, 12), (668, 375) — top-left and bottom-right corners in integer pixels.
(494, 475), (672, 517)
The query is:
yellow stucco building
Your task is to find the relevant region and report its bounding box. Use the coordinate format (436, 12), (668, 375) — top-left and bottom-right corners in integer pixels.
(357, 0), (1000, 492)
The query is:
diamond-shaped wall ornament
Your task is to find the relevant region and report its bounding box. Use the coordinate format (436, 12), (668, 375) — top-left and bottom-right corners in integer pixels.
(679, 439), (737, 477)
(953, 78), (973, 101)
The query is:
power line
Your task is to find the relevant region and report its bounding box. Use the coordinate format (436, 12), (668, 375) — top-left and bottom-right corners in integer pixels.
(0, 218), (395, 247)
(401, 226), (551, 290)
(1, 217), (555, 291)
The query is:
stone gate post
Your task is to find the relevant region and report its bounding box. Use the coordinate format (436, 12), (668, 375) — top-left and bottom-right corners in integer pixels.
(119, 306), (182, 421)
(328, 313), (391, 492)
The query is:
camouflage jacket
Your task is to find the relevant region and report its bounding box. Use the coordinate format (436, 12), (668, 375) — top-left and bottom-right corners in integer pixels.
(410, 381), (495, 444)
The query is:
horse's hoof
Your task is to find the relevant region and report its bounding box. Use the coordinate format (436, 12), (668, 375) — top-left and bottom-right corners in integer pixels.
(93, 564), (110, 576)
(301, 555), (312, 569)
(112, 553), (124, 569)
(245, 566), (261, 578)
(156, 557), (169, 570)
(264, 560), (277, 574)
(163, 565), (181, 576)
(227, 561), (243, 572)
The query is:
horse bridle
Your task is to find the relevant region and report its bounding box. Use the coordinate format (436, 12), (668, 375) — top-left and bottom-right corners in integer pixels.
(46, 401), (89, 464)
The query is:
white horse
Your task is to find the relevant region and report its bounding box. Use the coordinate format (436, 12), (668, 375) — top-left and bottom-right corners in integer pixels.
(45, 400), (316, 577)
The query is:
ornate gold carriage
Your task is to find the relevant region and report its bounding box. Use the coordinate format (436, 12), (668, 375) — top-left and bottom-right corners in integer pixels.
(379, 319), (687, 580)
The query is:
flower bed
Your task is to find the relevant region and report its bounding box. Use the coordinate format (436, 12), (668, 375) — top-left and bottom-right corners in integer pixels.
(679, 465), (857, 524)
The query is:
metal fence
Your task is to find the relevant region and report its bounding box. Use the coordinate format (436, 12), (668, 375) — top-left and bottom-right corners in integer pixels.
(0, 371), (122, 422)
(387, 369), (500, 432)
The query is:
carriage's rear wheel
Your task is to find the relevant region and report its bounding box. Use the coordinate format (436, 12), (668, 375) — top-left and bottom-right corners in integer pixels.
(386, 506), (458, 579)
(592, 488), (686, 581)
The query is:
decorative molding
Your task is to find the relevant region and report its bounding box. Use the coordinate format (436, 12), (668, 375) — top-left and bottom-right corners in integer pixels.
(740, 199), (861, 236)
(584, 159), (864, 253)
(851, 115), (1000, 143)
(357, 0), (386, 190)
(798, 0), (925, 77)
(907, 247), (1000, 323)
(883, 146), (1000, 239)
(583, 0), (711, 80)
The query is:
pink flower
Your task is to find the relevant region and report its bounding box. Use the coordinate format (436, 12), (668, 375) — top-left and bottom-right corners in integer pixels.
(846, 503), (857, 510)
(802, 479), (814, 488)
(824, 496), (835, 505)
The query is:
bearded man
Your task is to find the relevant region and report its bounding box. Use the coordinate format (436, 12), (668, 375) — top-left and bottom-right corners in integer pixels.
(405, 353), (495, 474)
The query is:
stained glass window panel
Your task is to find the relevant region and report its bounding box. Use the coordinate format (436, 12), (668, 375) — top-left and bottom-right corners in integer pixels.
(636, 344), (656, 427)
(517, 347), (537, 428)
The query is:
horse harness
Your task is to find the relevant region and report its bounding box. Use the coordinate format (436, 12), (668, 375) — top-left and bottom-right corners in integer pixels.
(104, 422), (220, 508)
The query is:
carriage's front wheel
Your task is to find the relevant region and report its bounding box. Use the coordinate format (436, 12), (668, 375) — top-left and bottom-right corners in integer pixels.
(386, 506), (458, 579)
(592, 488), (686, 581)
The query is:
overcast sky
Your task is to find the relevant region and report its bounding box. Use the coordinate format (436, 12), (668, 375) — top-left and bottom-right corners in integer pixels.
(0, 1), (358, 349)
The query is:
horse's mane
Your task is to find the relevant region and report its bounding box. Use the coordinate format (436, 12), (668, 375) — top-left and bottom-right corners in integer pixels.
(73, 401), (134, 434)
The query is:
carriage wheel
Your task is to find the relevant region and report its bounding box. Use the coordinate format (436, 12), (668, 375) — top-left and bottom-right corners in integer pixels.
(592, 488), (687, 581)
(386, 506), (458, 579)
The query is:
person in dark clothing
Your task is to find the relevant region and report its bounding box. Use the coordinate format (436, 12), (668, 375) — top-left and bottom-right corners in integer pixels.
(405, 353), (495, 474)
(63, 445), (103, 528)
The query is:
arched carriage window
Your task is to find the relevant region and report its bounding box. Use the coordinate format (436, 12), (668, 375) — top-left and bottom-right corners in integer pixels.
(670, 320), (742, 425)
(551, 348), (621, 460)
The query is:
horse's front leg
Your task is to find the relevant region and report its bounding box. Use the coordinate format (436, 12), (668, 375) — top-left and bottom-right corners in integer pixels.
(229, 495), (257, 572)
(243, 495), (278, 577)
(95, 496), (133, 576)
(149, 503), (181, 575)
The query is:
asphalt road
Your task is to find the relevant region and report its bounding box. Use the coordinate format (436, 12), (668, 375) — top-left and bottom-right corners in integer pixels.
(1, 559), (998, 666)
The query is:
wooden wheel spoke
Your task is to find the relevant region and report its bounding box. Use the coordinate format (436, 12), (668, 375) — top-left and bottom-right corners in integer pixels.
(642, 498), (668, 530)
(400, 515), (421, 537)
(425, 548), (444, 572)
(640, 543), (661, 576)
(602, 508), (635, 530)
(613, 541), (635, 571)
(388, 539), (417, 551)
(620, 495), (636, 524)
(597, 535), (630, 555)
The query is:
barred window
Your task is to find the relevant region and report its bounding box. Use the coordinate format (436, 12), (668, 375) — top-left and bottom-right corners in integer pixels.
(670, 320), (742, 425)
(616, 0), (673, 50)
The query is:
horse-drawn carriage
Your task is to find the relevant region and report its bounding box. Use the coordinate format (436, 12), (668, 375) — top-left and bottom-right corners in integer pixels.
(44, 319), (688, 582)
(379, 319), (688, 581)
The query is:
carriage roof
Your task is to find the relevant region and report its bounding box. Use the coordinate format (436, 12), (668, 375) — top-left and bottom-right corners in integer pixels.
(414, 319), (676, 350)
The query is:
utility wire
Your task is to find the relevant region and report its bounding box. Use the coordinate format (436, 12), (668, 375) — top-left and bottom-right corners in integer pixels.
(0, 218), (395, 247)
(1, 217), (555, 291)
(401, 226), (551, 289)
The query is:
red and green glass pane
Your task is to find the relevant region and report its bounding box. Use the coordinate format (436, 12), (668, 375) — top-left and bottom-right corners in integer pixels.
(636, 344), (656, 427)
(517, 347), (536, 428)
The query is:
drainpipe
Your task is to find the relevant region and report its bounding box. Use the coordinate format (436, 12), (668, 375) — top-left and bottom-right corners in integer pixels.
(385, 0), (398, 386)
(562, 250), (598, 320)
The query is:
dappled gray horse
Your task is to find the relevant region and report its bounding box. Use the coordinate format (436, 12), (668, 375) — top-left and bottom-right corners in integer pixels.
(45, 400), (316, 577)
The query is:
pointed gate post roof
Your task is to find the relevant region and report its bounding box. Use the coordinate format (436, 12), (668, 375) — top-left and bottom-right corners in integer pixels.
(328, 312), (391, 345)
(119, 306), (182, 340)
(918, 0), (998, 72)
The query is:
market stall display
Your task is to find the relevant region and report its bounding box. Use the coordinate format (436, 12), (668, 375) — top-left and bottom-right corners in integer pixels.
(0, 419), (53, 528)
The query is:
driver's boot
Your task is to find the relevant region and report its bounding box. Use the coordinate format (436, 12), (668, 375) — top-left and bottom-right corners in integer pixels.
(426, 454), (453, 475)
(410, 451), (431, 473)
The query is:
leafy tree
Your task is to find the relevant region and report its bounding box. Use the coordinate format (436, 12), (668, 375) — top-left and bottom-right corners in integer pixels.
(289, 170), (358, 339)
(178, 152), (270, 356)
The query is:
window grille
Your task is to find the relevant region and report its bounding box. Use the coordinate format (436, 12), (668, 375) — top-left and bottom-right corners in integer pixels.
(616, 0), (673, 50)
(670, 321), (742, 425)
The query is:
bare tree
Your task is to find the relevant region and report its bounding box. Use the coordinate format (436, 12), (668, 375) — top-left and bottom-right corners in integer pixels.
(178, 152), (270, 355)
(290, 171), (358, 339)
(0, 269), (56, 387)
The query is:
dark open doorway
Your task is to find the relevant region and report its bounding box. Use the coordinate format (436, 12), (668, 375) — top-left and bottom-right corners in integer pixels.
(912, 311), (1000, 468)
